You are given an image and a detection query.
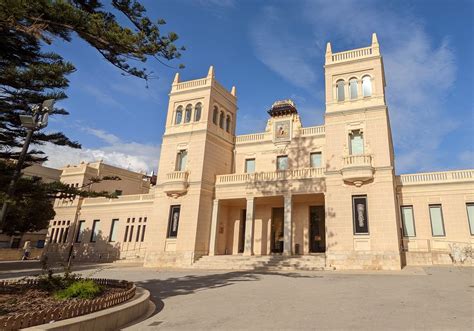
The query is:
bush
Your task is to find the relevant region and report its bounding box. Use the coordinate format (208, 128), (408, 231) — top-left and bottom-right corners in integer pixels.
(54, 280), (103, 300)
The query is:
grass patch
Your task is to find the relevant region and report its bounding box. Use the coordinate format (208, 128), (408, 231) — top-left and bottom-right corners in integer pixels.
(54, 280), (103, 300)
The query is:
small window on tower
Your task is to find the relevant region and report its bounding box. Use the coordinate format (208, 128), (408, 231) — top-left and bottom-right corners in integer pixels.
(219, 111), (224, 129)
(350, 78), (358, 99)
(175, 150), (187, 171)
(194, 103), (202, 122)
(213, 106), (218, 125)
(175, 106), (183, 124)
(226, 115), (231, 133)
(349, 130), (364, 155)
(362, 76), (372, 97)
(184, 104), (192, 123)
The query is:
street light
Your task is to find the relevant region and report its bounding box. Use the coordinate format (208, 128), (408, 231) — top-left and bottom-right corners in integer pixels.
(0, 99), (55, 226)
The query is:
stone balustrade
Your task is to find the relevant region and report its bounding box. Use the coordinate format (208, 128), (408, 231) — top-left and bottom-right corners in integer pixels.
(343, 154), (373, 167)
(299, 125), (325, 136)
(330, 46), (374, 63)
(235, 132), (266, 143)
(173, 78), (209, 91)
(82, 192), (155, 205)
(166, 171), (189, 181)
(398, 169), (474, 185)
(162, 171), (189, 196)
(216, 167), (324, 185)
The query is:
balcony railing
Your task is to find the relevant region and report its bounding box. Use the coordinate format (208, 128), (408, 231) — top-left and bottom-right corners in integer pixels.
(343, 154), (373, 167)
(398, 169), (474, 186)
(162, 171), (189, 196)
(173, 78), (209, 91)
(216, 167), (324, 185)
(166, 171), (189, 181)
(330, 46), (374, 63)
(235, 132), (266, 143)
(299, 125), (325, 137)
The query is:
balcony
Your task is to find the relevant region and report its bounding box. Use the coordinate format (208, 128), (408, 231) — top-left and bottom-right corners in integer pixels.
(216, 168), (325, 198)
(162, 171), (189, 197)
(341, 154), (374, 186)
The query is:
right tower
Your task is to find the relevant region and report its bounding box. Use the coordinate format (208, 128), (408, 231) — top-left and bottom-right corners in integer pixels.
(323, 33), (402, 270)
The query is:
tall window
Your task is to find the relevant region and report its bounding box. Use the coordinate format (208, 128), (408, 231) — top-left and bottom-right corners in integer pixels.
(349, 130), (364, 155)
(90, 220), (100, 242)
(175, 150), (187, 171)
(168, 205), (181, 238)
(336, 80), (345, 101)
(212, 106), (218, 124)
(310, 152), (322, 167)
(194, 103), (202, 122)
(75, 220), (85, 243)
(466, 203), (474, 235)
(429, 205), (445, 236)
(219, 111), (224, 129)
(349, 78), (358, 99)
(352, 195), (369, 234)
(401, 206), (416, 237)
(226, 115), (231, 133)
(245, 159), (255, 173)
(141, 225), (147, 242)
(277, 155), (288, 171)
(109, 219), (119, 242)
(184, 104), (192, 123)
(175, 106), (183, 124)
(362, 76), (372, 97)
(123, 225), (129, 242)
(63, 226), (69, 243)
(136, 225), (141, 242)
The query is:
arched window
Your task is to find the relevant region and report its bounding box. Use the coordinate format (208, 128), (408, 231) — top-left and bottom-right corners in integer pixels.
(336, 80), (345, 101)
(225, 114), (231, 133)
(219, 111), (224, 129)
(349, 78), (358, 99)
(362, 76), (372, 97)
(175, 106), (183, 124)
(184, 104), (192, 123)
(194, 103), (202, 122)
(212, 106), (218, 125)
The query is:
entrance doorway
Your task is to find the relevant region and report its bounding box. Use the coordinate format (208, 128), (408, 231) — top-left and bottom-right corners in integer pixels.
(309, 206), (325, 253)
(271, 208), (284, 253)
(238, 209), (246, 253)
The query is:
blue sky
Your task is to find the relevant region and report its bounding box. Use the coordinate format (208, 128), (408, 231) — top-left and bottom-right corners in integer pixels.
(42, 0), (474, 174)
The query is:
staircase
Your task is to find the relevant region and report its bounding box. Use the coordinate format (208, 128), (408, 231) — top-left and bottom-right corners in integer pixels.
(192, 254), (327, 271)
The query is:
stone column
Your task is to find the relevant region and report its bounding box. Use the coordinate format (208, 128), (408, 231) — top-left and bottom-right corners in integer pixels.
(209, 199), (219, 256)
(244, 197), (255, 256)
(283, 194), (292, 255)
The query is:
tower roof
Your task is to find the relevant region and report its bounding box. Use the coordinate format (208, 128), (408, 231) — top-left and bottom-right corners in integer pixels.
(268, 99), (298, 117)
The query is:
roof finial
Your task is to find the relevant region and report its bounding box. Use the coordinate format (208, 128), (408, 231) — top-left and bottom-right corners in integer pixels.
(326, 42), (332, 54)
(372, 33), (379, 46)
(231, 86), (236, 97)
(207, 65), (215, 78)
(173, 72), (180, 84)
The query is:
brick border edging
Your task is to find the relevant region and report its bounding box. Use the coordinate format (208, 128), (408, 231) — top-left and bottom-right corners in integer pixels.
(0, 278), (136, 330)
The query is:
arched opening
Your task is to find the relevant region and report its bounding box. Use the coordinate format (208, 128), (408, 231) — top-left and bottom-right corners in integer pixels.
(194, 103), (202, 122)
(175, 106), (183, 124)
(226, 114), (231, 133)
(219, 111), (224, 129)
(184, 104), (192, 123)
(213, 106), (218, 125)
(349, 78), (358, 99)
(362, 76), (372, 97)
(336, 80), (345, 101)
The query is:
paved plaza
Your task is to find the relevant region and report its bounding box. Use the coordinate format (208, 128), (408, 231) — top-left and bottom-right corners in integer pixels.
(1, 262), (472, 330)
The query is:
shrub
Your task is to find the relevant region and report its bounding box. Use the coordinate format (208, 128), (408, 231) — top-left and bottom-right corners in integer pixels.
(54, 280), (103, 300)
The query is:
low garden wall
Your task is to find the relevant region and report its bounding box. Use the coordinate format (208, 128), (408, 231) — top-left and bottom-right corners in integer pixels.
(0, 248), (44, 261)
(0, 278), (136, 330)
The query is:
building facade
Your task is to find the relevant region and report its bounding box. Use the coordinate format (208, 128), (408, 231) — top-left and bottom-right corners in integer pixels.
(45, 34), (474, 270)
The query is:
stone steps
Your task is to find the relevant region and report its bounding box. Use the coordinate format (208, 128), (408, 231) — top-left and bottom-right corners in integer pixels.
(193, 254), (327, 271)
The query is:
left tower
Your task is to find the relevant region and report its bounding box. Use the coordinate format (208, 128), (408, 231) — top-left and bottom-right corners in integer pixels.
(145, 66), (237, 267)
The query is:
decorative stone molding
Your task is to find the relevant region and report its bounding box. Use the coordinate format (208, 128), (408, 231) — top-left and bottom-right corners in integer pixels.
(162, 171), (189, 197)
(341, 154), (374, 186)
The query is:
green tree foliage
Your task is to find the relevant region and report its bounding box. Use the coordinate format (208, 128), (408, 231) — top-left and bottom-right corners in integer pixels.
(0, 0), (184, 161)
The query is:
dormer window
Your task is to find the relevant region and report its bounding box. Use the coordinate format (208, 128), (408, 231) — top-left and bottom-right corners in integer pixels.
(349, 78), (358, 99)
(362, 76), (372, 97)
(336, 80), (345, 101)
(175, 106), (183, 124)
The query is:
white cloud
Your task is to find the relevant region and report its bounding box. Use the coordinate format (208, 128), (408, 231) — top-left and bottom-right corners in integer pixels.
(41, 128), (160, 173)
(250, 0), (458, 173)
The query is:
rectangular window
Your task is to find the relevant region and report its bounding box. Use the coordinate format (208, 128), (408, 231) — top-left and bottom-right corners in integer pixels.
(175, 150), (188, 171)
(467, 203), (474, 235)
(352, 195), (369, 234)
(90, 220), (100, 242)
(141, 225), (146, 242)
(123, 226), (129, 242)
(75, 220), (85, 243)
(276, 155), (288, 171)
(136, 225), (141, 242)
(167, 205), (181, 238)
(129, 225), (134, 242)
(54, 228), (59, 243)
(109, 219), (119, 242)
(349, 130), (364, 155)
(50, 228), (56, 243)
(63, 226), (69, 243)
(59, 228), (64, 243)
(310, 152), (322, 168)
(429, 205), (445, 237)
(245, 158), (255, 173)
(401, 206), (416, 237)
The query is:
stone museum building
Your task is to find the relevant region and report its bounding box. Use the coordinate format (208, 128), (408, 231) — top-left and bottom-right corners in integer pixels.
(45, 34), (474, 270)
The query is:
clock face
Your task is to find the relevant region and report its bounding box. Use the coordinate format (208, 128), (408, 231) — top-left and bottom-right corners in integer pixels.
(274, 120), (291, 141)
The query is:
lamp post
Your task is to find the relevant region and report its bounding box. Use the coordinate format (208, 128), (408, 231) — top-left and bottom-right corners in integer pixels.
(0, 99), (55, 226)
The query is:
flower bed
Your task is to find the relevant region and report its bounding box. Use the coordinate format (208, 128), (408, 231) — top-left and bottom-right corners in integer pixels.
(0, 278), (136, 330)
